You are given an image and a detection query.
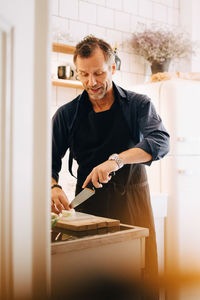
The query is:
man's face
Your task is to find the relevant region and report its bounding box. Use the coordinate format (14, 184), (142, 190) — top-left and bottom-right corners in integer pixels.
(76, 47), (116, 101)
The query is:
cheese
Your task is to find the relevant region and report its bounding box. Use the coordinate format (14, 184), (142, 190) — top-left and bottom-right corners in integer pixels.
(51, 212), (59, 227)
(62, 209), (75, 217)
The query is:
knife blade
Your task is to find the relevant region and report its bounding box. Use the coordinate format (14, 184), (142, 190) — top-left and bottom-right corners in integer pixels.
(70, 182), (95, 209)
(70, 172), (115, 209)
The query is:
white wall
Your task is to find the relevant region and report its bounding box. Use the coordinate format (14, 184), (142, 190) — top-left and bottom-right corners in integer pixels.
(51, 0), (180, 88)
(179, 0), (200, 71)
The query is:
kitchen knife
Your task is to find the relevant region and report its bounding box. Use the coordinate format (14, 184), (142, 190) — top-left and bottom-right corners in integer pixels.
(70, 182), (95, 209)
(70, 172), (115, 209)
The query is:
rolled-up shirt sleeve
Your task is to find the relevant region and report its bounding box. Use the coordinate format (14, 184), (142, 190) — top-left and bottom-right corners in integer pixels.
(52, 107), (69, 182)
(134, 96), (170, 163)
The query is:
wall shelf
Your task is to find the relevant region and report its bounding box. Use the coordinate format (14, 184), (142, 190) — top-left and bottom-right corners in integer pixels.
(52, 79), (83, 89)
(52, 43), (83, 89)
(52, 42), (75, 54)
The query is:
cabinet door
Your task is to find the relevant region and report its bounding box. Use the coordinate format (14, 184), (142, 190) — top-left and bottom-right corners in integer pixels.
(161, 155), (200, 272)
(160, 80), (200, 155)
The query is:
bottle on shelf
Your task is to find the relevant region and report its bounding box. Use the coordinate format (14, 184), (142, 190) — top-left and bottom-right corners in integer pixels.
(113, 43), (121, 71)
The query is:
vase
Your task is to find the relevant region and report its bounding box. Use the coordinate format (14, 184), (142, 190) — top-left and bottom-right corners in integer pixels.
(151, 59), (171, 74)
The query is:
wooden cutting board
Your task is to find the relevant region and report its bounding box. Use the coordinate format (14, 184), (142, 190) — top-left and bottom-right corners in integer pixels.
(55, 212), (120, 231)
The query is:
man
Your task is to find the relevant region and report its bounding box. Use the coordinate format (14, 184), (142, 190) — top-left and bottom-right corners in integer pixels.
(51, 36), (170, 279)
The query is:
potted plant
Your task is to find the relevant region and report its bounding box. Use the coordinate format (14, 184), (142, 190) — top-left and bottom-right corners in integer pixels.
(131, 24), (196, 74)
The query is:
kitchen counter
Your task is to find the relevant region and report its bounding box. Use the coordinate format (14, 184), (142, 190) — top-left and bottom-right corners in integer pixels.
(51, 222), (149, 298)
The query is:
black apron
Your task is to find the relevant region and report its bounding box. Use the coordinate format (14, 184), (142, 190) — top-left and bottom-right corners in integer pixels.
(70, 98), (158, 279)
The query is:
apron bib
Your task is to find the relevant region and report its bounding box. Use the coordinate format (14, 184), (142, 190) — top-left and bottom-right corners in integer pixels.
(70, 98), (158, 279)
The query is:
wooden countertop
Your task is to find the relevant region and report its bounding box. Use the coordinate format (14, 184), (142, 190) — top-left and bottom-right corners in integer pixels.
(51, 224), (149, 255)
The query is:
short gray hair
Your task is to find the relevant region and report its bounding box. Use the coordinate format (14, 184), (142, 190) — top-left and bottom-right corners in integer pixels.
(73, 35), (115, 65)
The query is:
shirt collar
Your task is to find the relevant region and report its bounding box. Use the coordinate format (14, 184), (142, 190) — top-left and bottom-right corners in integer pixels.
(112, 81), (127, 100)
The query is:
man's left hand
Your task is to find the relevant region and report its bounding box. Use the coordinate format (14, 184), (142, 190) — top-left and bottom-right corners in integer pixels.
(82, 160), (118, 189)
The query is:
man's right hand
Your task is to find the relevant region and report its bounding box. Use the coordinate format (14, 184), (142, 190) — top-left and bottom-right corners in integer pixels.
(51, 187), (70, 214)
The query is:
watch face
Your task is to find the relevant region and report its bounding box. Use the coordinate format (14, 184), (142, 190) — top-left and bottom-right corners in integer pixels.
(109, 154), (117, 160)
(109, 154), (124, 169)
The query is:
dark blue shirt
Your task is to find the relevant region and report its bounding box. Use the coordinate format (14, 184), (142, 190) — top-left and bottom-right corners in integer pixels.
(52, 82), (170, 182)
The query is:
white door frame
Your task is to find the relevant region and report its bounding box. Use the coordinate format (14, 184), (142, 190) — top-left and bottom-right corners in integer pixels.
(0, 1), (51, 299)
(0, 14), (14, 300)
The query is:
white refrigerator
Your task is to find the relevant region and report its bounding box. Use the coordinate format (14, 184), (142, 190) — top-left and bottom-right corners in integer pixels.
(131, 79), (200, 276)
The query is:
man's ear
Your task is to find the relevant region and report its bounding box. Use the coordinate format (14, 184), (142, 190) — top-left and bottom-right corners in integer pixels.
(111, 63), (116, 75)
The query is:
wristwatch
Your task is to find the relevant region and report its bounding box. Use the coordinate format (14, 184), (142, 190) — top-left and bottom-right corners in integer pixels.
(108, 153), (124, 170)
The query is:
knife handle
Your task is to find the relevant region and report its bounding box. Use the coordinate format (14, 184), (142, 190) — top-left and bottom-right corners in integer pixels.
(86, 182), (95, 191)
(110, 171), (115, 177)
(86, 172), (115, 190)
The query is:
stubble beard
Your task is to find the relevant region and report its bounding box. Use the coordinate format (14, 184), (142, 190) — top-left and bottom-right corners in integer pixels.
(87, 82), (109, 101)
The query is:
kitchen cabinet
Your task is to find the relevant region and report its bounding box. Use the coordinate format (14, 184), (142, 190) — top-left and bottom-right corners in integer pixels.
(131, 79), (200, 275)
(51, 224), (148, 298)
(159, 80), (200, 156)
(161, 155), (200, 271)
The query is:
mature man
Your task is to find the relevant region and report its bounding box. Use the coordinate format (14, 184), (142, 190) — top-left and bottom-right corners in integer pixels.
(51, 36), (170, 279)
